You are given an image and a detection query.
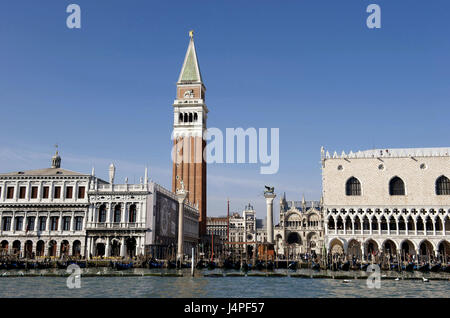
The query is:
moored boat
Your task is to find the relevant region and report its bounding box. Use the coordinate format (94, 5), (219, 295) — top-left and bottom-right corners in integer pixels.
(430, 264), (441, 272)
(418, 263), (430, 272)
(403, 262), (415, 272)
(288, 261), (297, 270)
(340, 261), (350, 271)
(311, 262), (320, 270)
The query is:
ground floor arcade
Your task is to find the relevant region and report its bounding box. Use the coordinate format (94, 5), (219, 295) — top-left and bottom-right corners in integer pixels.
(0, 237), (85, 258)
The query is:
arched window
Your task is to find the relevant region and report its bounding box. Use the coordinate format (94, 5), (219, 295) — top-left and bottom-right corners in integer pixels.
(389, 177), (405, 195)
(179, 113), (183, 123)
(436, 176), (450, 195)
(189, 113), (193, 122)
(129, 204), (137, 223)
(184, 113), (188, 123)
(194, 113), (198, 122)
(346, 177), (361, 196)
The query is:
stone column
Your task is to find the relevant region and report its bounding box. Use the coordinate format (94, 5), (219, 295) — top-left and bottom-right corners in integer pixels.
(105, 237), (110, 257)
(264, 193), (276, 244)
(120, 237), (126, 257)
(176, 189), (188, 263)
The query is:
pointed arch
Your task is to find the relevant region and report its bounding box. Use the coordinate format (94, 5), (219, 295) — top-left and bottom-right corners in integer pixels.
(416, 216), (424, 231)
(436, 175), (450, 195)
(382, 239), (397, 255)
(389, 215), (397, 231)
(407, 215), (415, 231)
(398, 216), (406, 231)
(389, 176), (405, 195)
(371, 216), (379, 231)
(327, 216), (335, 230)
(345, 177), (361, 196)
(345, 215), (352, 230)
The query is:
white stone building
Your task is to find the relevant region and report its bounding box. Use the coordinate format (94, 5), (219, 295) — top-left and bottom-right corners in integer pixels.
(206, 216), (228, 241)
(0, 151), (90, 258)
(0, 152), (200, 260)
(86, 164), (199, 259)
(228, 204), (266, 258)
(322, 147), (450, 261)
(274, 194), (324, 259)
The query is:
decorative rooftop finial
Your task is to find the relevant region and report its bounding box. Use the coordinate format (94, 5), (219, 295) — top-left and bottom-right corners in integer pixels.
(51, 144), (61, 169)
(189, 30), (194, 39)
(109, 163), (115, 184)
(144, 166), (148, 184)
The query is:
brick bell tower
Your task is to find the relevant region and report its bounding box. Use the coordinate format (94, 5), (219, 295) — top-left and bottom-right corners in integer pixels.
(172, 30), (208, 237)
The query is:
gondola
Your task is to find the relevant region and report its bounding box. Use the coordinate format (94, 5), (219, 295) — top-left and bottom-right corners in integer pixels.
(311, 262), (320, 270)
(360, 263), (369, 271)
(403, 262), (415, 272)
(181, 262), (191, 269)
(206, 261), (216, 270)
(265, 261), (274, 270)
(329, 262), (339, 271)
(390, 263), (400, 271)
(37, 262), (50, 269)
(26, 262), (38, 269)
(442, 265), (450, 273)
(241, 262), (251, 271)
(255, 260), (264, 271)
(430, 264), (441, 272)
(115, 262), (133, 270)
(57, 261), (68, 269)
(418, 263), (430, 272)
(76, 261), (87, 268)
(167, 260), (177, 269)
(17, 261), (26, 269)
(147, 259), (163, 269)
(233, 261), (241, 270)
(196, 260), (206, 269)
(288, 261), (297, 270)
(223, 259), (235, 270)
(340, 261), (350, 271)
(6, 262), (18, 270)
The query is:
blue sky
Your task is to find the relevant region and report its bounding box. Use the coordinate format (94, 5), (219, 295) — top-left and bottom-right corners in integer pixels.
(1, 1), (449, 221)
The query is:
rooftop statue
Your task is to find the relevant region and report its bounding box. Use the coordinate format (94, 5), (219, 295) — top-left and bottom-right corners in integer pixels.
(264, 185), (274, 194)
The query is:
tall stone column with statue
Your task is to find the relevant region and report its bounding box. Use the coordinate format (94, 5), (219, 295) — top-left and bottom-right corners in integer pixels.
(264, 186), (276, 244)
(176, 177), (188, 263)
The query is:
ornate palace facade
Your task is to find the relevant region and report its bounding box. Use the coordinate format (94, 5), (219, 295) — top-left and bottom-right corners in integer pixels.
(322, 147), (450, 260)
(0, 152), (199, 259)
(274, 195), (325, 258)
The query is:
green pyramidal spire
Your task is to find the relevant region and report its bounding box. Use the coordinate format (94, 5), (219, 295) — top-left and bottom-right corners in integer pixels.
(178, 30), (203, 83)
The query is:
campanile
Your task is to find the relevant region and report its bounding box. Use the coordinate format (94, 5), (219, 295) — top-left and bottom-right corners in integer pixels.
(172, 31), (208, 237)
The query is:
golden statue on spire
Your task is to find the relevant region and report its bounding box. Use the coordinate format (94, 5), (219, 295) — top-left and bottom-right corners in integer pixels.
(189, 30), (194, 39)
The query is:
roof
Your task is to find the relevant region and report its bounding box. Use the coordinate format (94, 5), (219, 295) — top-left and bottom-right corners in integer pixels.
(0, 168), (90, 177)
(323, 147), (450, 160)
(282, 201), (321, 213)
(177, 35), (203, 83)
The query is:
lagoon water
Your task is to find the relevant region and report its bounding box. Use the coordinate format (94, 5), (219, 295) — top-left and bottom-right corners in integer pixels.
(0, 268), (448, 298)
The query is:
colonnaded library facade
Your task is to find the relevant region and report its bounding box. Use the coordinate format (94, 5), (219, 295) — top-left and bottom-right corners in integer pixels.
(322, 147), (450, 260)
(0, 151), (199, 259)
